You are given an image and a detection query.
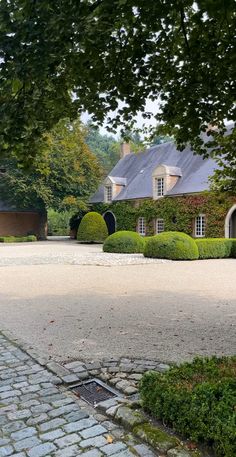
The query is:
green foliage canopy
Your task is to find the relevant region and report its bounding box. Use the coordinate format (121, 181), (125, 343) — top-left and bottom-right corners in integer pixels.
(0, 118), (102, 211)
(0, 0), (235, 169)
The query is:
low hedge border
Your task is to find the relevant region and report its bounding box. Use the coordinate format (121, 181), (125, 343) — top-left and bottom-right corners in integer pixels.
(0, 235), (37, 243)
(196, 238), (236, 259)
(139, 356), (236, 457)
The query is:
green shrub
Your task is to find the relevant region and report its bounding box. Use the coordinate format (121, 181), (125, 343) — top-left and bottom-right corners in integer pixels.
(230, 239), (236, 257)
(77, 212), (108, 243)
(47, 209), (71, 236)
(103, 231), (145, 253)
(144, 231), (199, 260)
(196, 238), (232, 259)
(26, 235), (37, 242)
(0, 235), (37, 243)
(139, 356), (236, 457)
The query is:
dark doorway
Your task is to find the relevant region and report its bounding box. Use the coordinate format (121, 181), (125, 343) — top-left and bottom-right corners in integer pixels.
(103, 211), (116, 235)
(229, 210), (236, 238)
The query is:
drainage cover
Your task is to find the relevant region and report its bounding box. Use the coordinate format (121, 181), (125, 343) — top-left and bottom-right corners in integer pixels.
(70, 379), (117, 406)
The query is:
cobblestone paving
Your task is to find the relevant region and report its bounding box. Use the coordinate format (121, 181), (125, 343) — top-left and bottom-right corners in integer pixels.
(0, 253), (168, 267)
(0, 333), (157, 457)
(62, 358), (170, 398)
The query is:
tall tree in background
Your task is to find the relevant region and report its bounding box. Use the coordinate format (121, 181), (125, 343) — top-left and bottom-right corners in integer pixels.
(0, 119), (102, 211)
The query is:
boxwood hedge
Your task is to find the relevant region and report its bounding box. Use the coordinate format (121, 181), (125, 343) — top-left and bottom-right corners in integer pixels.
(0, 235), (37, 242)
(139, 356), (236, 457)
(103, 231), (145, 253)
(196, 238), (232, 259)
(77, 212), (108, 243)
(196, 238), (236, 259)
(144, 231), (199, 260)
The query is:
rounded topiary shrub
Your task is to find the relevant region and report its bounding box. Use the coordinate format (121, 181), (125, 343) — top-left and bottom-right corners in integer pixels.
(144, 231), (199, 260)
(77, 212), (108, 243)
(103, 230), (145, 253)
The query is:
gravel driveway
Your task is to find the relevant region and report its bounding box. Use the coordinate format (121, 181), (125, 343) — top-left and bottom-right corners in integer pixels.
(0, 238), (235, 364)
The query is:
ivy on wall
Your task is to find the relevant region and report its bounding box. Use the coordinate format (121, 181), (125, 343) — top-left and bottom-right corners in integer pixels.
(92, 192), (236, 238)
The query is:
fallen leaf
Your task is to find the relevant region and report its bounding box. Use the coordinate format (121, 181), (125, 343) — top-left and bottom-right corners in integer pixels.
(106, 435), (113, 444)
(186, 441), (197, 450)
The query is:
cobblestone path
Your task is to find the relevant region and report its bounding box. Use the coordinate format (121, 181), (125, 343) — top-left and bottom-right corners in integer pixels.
(0, 333), (156, 457)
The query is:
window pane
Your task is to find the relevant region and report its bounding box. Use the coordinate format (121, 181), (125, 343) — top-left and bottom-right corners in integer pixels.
(105, 186), (112, 202)
(154, 177), (164, 197)
(156, 219), (164, 234)
(138, 217), (146, 236)
(195, 215), (205, 237)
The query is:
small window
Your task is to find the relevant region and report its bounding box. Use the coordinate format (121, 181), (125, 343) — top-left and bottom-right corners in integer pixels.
(154, 177), (164, 197)
(156, 218), (164, 234)
(195, 214), (206, 237)
(137, 217), (146, 236)
(105, 186), (112, 203)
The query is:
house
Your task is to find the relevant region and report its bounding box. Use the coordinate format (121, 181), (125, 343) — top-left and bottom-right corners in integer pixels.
(0, 199), (47, 239)
(90, 140), (236, 239)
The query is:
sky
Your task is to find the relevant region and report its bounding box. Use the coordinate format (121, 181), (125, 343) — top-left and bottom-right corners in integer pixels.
(81, 98), (159, 138)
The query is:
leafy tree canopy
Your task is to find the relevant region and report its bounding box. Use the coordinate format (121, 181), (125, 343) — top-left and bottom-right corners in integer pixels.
(0, 0), (235, 167)
(0, 119), (102, 211)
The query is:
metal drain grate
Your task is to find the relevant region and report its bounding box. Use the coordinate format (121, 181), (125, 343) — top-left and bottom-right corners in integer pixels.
(70, 379), (117, 406)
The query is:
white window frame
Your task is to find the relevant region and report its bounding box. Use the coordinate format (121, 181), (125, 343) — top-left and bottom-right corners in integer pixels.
(155, 218), (164, 234)
(104, 185), (112, 203)
(154, 177), (164, 198)
(195, 214), (206, 238)
(137, 217), (146, 236)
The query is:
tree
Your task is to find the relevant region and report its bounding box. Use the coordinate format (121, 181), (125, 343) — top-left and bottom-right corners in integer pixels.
(0, 1), (235, 181)
(0, 119), (102, 211)
(85, 123), (120, 174)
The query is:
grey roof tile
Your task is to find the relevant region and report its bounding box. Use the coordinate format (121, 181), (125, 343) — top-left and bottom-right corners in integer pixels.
(90, 140), (218, 203)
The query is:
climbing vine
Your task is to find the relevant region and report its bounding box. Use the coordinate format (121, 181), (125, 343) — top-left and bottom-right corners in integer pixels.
(91, 192), (236, 238)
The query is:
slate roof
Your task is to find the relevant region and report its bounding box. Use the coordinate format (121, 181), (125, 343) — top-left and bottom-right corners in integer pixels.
(90, 140), (218, 203)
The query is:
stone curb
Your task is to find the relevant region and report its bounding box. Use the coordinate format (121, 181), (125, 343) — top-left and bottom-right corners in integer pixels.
(0, 329), (203, 457)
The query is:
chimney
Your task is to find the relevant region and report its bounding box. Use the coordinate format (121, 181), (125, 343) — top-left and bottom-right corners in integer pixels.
(120, 142), (131, 158)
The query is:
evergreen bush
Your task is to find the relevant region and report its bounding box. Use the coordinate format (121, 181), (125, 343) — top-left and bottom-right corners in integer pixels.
(0, 235), (37, 242)
(196, 238), (232, 259)
(103, 231), (145, 253)
(144, 231), (199, 260)
(139, 356), (236, 457)
(77, 212), (108, 243)
(230, 239), (236, 257)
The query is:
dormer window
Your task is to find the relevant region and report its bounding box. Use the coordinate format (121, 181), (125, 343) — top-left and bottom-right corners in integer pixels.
(152, 164), (182, 200)
(154, 177), (164, 197)
(104, 176), (127, 203)
(105, 185), (112, 203)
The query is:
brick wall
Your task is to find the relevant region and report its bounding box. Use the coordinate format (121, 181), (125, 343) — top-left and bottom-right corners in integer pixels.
(0, 212), (47, 239)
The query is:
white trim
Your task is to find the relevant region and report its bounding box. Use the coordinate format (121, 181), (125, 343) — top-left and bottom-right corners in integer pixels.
(137, 217), (146, 236)
(104, 185), (113, 203)
(225, 204), (236, 238)
(155, 218), (164, 234)
(195, 214), (206, 238)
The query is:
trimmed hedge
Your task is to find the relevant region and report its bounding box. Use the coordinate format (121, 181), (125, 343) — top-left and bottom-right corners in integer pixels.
(144, 231), (199, 260)
(196, 238), (232, 259)
(196, 238), (236, 259)
(103, 231), (145, 253)
(231, 239), (236, 257)
(0, 235), (37, 243)
(139, 356), (236, 457)
(77, 212), (108, 243)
